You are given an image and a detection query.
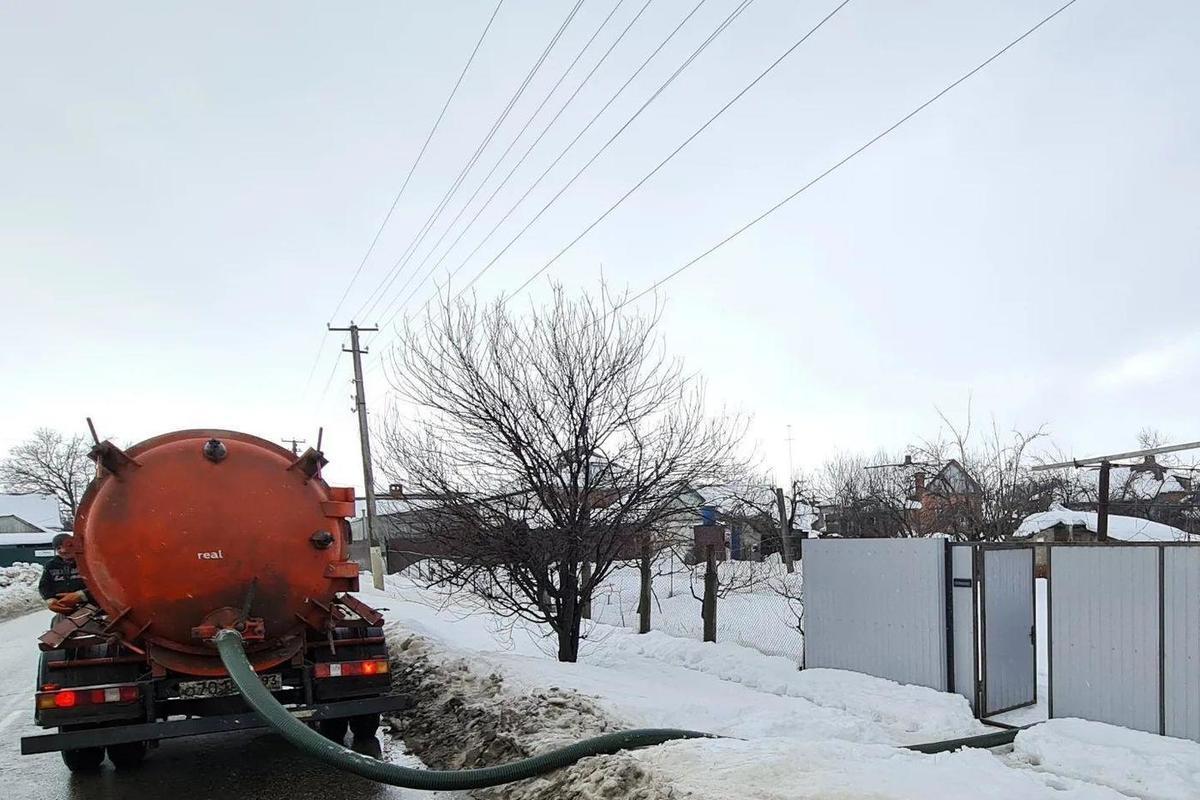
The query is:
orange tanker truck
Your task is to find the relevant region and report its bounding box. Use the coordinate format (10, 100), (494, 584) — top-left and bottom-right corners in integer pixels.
(20, 429), (399, 771)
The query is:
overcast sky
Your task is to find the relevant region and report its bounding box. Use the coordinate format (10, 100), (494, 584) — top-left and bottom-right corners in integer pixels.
(2, 0), (1197, 490)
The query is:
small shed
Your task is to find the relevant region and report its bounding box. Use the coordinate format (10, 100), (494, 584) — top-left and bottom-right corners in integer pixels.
(1015, 502), (1196, 573)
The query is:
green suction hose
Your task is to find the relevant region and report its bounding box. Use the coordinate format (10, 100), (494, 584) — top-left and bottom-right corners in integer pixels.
(217, 630), (1030, 789)
(214, 630), (716, 791)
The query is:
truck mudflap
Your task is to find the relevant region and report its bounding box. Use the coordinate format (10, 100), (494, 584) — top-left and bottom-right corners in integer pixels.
(20, 694), (410, 755)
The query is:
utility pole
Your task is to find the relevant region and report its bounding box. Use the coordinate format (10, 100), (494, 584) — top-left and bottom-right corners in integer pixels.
(1096, 461), (1111, 542)
(329, 322), (384, 590)
(281, 437), (306, 456)
(774, 487), (795, 574)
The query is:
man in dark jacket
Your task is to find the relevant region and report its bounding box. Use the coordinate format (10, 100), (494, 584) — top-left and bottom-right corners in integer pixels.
(39, 533), (87, 612)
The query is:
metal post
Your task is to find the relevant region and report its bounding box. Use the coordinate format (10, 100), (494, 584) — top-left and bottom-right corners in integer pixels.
(774, 487), (795, 573)
(1097, 460), (1110, 542)
(702, 544), (717, 642)
(330, 323), (383, 590)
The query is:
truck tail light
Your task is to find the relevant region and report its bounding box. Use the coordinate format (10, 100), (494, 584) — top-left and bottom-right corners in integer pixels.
(313, 659), (389, 679)
(37, 684), (140, 711)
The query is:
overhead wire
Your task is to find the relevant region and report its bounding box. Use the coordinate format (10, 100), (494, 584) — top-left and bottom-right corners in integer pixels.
(612, 0), (1082, 314)
(304, 0), (504, 394)
(350, 0), (588, 324)
(368, 0), (649, 327)
(381, 0), (743, 335)
(330, 0), (506, 325)
(504, 0), (854, 299)
(379, 0), (699, 330)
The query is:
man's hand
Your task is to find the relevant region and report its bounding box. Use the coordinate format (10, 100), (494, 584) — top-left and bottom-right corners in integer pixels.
(47, 592), (86, 614)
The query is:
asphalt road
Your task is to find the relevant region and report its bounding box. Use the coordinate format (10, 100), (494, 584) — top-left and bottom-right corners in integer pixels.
(0, 610), (461, 800)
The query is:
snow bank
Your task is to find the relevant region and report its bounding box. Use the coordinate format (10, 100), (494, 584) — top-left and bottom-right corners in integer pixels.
(1012, 718), (1200, 800)
(0, 562), (42, 622)
(637, 736), (1128, 799)
(382, 625), (676, 799)
(578, 627), (982, 742)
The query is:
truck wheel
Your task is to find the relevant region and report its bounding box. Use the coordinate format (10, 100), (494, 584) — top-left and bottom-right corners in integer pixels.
(349, 712), (380, 739)
(107, 741), (147, 769)
(61, 747), (105, 772)
(318, 717), (348, 743)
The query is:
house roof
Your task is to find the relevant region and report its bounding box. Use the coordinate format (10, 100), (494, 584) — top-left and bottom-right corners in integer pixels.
(0, 531), (57, 546)
(926, 459), (982, 496)
(1016, 502), (1196, 543)
(0, 493), (62, 531)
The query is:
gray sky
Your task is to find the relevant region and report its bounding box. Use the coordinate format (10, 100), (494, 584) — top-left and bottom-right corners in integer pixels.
(2, 0), (1197, 489)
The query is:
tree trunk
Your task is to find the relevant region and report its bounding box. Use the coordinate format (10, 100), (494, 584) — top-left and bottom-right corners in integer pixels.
(702, 544), (717, 642)
(638, 537), (652, 634)
(556, 560), (581, 662)
(580, 560), (592, 620)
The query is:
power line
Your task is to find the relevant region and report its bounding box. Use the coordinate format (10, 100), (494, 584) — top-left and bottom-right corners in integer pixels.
(350, 0), (587, 324)
(368, 0), (649, 327)
(382, 0), (697, 330)
(316, 348), (345, 409)
(385, 0), (748, 332)
(615, 0), (1081, 313)
(506, 0), (853, 299)
(304, 0), (504, 391)
(361, 0), (730, 374)
(330, 0), (505, 325)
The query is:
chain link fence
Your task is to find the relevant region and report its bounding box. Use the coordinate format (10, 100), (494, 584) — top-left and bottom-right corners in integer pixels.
(587, 555), (804, 662)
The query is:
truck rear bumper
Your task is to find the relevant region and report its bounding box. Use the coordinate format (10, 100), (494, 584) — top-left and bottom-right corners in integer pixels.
(20, 693), (410, 755)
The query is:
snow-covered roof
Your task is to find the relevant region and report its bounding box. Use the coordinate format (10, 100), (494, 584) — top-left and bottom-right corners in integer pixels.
(1016, 502), (1196, 543)
(0, 493), (62, 531)
(0, 531), (57, 546)
(1070, 465), (1193, 500)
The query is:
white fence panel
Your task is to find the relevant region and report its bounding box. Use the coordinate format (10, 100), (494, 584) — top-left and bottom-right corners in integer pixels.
(804, 539), (948, 691)
(1164, 547), (1200, 741)
(1049, 546), (1160, 734)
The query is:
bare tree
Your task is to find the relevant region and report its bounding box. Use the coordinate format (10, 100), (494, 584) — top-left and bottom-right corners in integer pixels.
(913, 405), (1051, 541)
(813, 450), (916, 538)
(377, 287), (750, 662)
(0, 428), (93, 528)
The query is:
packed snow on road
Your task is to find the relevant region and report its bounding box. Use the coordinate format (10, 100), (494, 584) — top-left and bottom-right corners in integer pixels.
(365, 572), (1199, 800)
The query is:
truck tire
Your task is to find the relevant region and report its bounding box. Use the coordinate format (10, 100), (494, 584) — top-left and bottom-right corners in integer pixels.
(107, 741), (147, 769)
(349, 712), (380, 739)
(318, 717), (349, 743)
(61, 747), (105, 772)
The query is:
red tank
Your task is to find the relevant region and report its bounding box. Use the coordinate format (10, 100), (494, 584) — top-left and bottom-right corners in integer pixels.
(73, 429), (359, 676)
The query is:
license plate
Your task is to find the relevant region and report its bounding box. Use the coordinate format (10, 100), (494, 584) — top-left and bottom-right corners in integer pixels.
(178, 673), (283, 699)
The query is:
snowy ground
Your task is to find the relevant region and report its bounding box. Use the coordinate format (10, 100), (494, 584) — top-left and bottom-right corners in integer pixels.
(367, 576), (1200, 799)
(0, 562), (42, 622)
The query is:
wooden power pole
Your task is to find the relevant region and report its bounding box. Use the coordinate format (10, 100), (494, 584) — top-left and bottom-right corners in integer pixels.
(329, 323), (384, 590)
(281, 437), (306, 456)
(774, 487), (795, 573)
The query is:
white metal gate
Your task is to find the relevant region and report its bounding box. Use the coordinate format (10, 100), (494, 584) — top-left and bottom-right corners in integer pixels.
(804, 539), (1037, 714)
(980, 547), (1036, 716)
